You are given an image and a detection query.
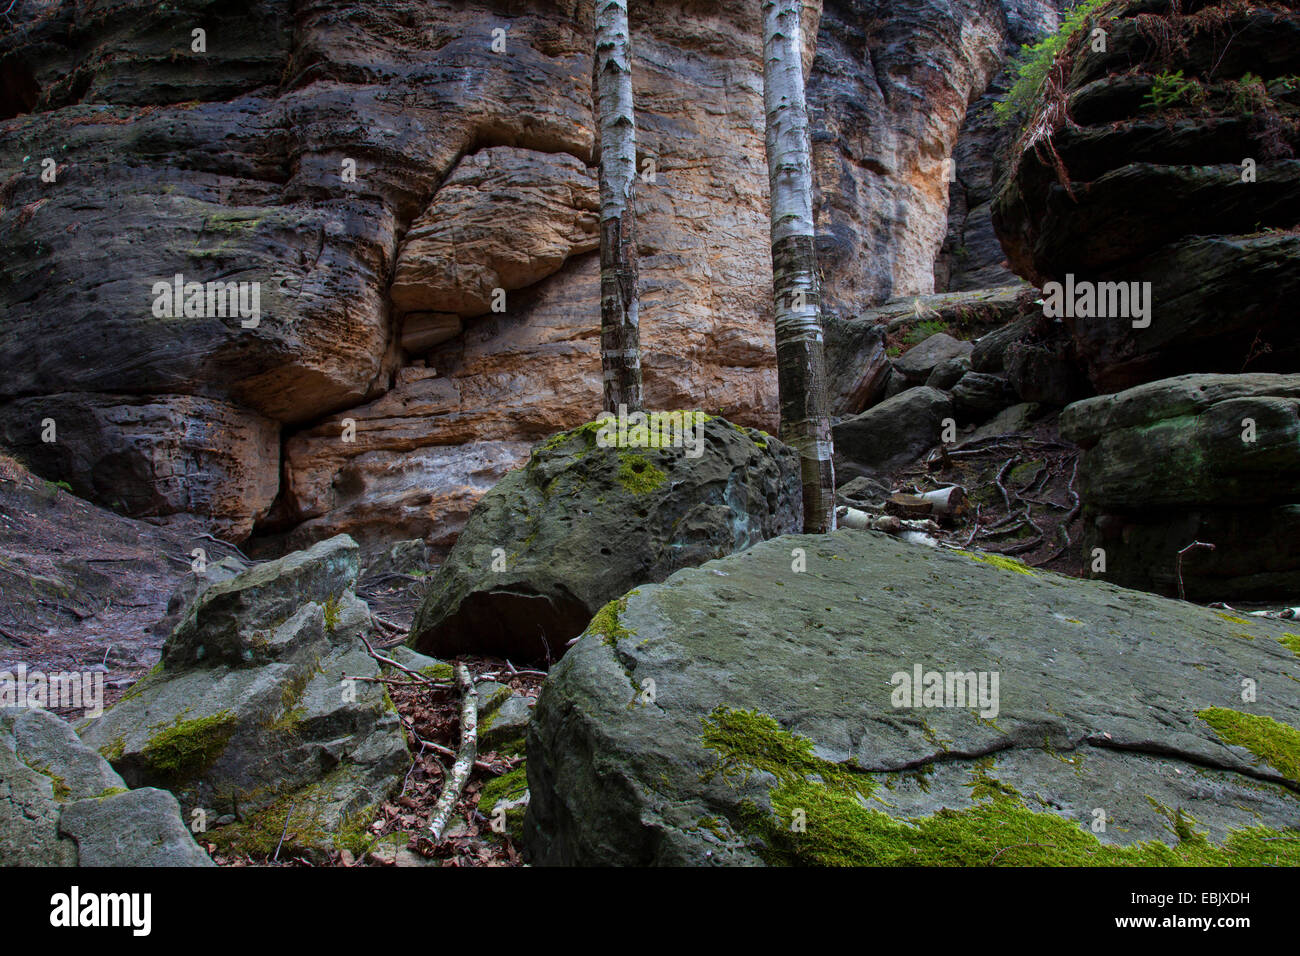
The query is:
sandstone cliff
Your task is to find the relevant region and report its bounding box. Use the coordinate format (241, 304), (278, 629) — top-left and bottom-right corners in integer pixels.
(0, 0), (1058, 557)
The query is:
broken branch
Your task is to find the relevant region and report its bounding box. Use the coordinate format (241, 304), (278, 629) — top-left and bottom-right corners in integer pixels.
(1176, 541), (1216, 602)
(359, 632), (444, 687)
(427, 663), (478, 841)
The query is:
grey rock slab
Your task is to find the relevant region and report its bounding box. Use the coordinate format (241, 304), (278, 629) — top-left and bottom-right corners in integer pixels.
(59, 788), (215, 867)
(526, 531), (1300, 865)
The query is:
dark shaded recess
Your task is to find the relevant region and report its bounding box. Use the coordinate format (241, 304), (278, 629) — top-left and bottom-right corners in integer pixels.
(0, 56), (38, 120)
(411, 586), (593, 666)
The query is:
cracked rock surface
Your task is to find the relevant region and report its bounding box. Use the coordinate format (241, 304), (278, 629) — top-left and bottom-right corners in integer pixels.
(526, 530), (1300, 865)
(1, 706), (212, 866)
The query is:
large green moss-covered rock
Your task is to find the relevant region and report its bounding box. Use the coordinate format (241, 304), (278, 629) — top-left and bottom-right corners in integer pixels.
(408, 413), (800, 663)
(525, 531), (1300, 865)
(1060, 373), (1300, 506)
(1060, 373), (1300, 598)
(78, 535), (408, 860)
(1, 707), (211, 866)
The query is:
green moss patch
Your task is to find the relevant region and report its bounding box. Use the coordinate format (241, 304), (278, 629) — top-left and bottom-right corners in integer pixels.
(480, 765), (528, 809)
(479, 765), (529, 840)
(141, 711), (236, 783)
(207, 779), (377, 860)
(24, 762), (71, 801)
(616, 452), (666, 495)
(701, 707), (871, 797)
(267, 668), (315, 734)
(420, 662), (454, 682)
(98, 737), (126, 765)
(702, 707), (1300, 866)
(321, 595), (342, 632)
(588, 595), (635, 647)
(118, 662), (165, 702)
(1199, 707), (1300, 783)
(955, 549), (1037, 576)
(1280, 633), (1300, 656)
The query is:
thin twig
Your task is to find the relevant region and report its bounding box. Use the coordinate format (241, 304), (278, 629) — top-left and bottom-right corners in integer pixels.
(1176, 541), (1216, 602)
(1056, 454), (1081, 549)
(196, 531), (252, 564)
(994, 457), (1015, 512)
(1029, 544), (1069, 568)
(359, 632), (443, 686)
(341, 673), (452, 690)
(951, 434), (1074, 452)
(978, 517), (1029, 540)
(426, 739), (494, 772)
(1018, 494), (1069, 510)
(1020, 505), (1045, 539)
(273, 802), (296, 863)
(395, 713), (432, 799)
(370, 614), (407, 633)
(480, 667), (548, 680)
(536, 626), (554, 668)
(359, 571), (424, 587)
(987, 536), (1043, 556)
(963, 505), (981, 547)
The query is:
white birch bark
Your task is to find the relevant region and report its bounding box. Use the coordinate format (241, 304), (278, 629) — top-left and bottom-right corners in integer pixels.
(595, 0), (643, 413)
(427, 663), (477, 841)
(763, 0), (836, 532)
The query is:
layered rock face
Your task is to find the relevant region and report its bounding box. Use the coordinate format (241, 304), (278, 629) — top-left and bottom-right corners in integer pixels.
(989, 0), (1300, 601)
(812, 0), (1066, 431)
(0, 0), (1062, 559)
(0, 451), (245, 675)
(992, 0), (1300, 393)
(933, 0), (1062, 292)
(0, 0), (779, 555)
(526, 531), (1300, 865)
(0, 0), (593, 546)
(810, 0), (1022, 315)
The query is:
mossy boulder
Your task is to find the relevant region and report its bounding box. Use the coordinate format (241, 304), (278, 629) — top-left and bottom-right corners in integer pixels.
(525, 531), (1300, 865)
(408, 413), (800, 663)
(78, 534), (408, 860)
(479, 691), (533, 756)
(162, 535), (362, 668)
(1, 707), (211, 866)
(1060, 373), (1300, 599)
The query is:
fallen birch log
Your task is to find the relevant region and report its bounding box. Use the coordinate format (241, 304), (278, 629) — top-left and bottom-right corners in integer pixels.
(427, 662), (478, 841)
(837, 506), (939, 535)
(917, 484), (965, 516)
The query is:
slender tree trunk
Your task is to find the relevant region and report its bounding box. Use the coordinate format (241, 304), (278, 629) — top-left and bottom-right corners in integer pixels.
(595, 0), (643, 413)
(762, 0), (836, 532)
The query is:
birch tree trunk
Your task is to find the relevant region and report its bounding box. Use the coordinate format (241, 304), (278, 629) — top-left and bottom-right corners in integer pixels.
(762, 0), (836, 532)
(595, 0), (643, 413)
